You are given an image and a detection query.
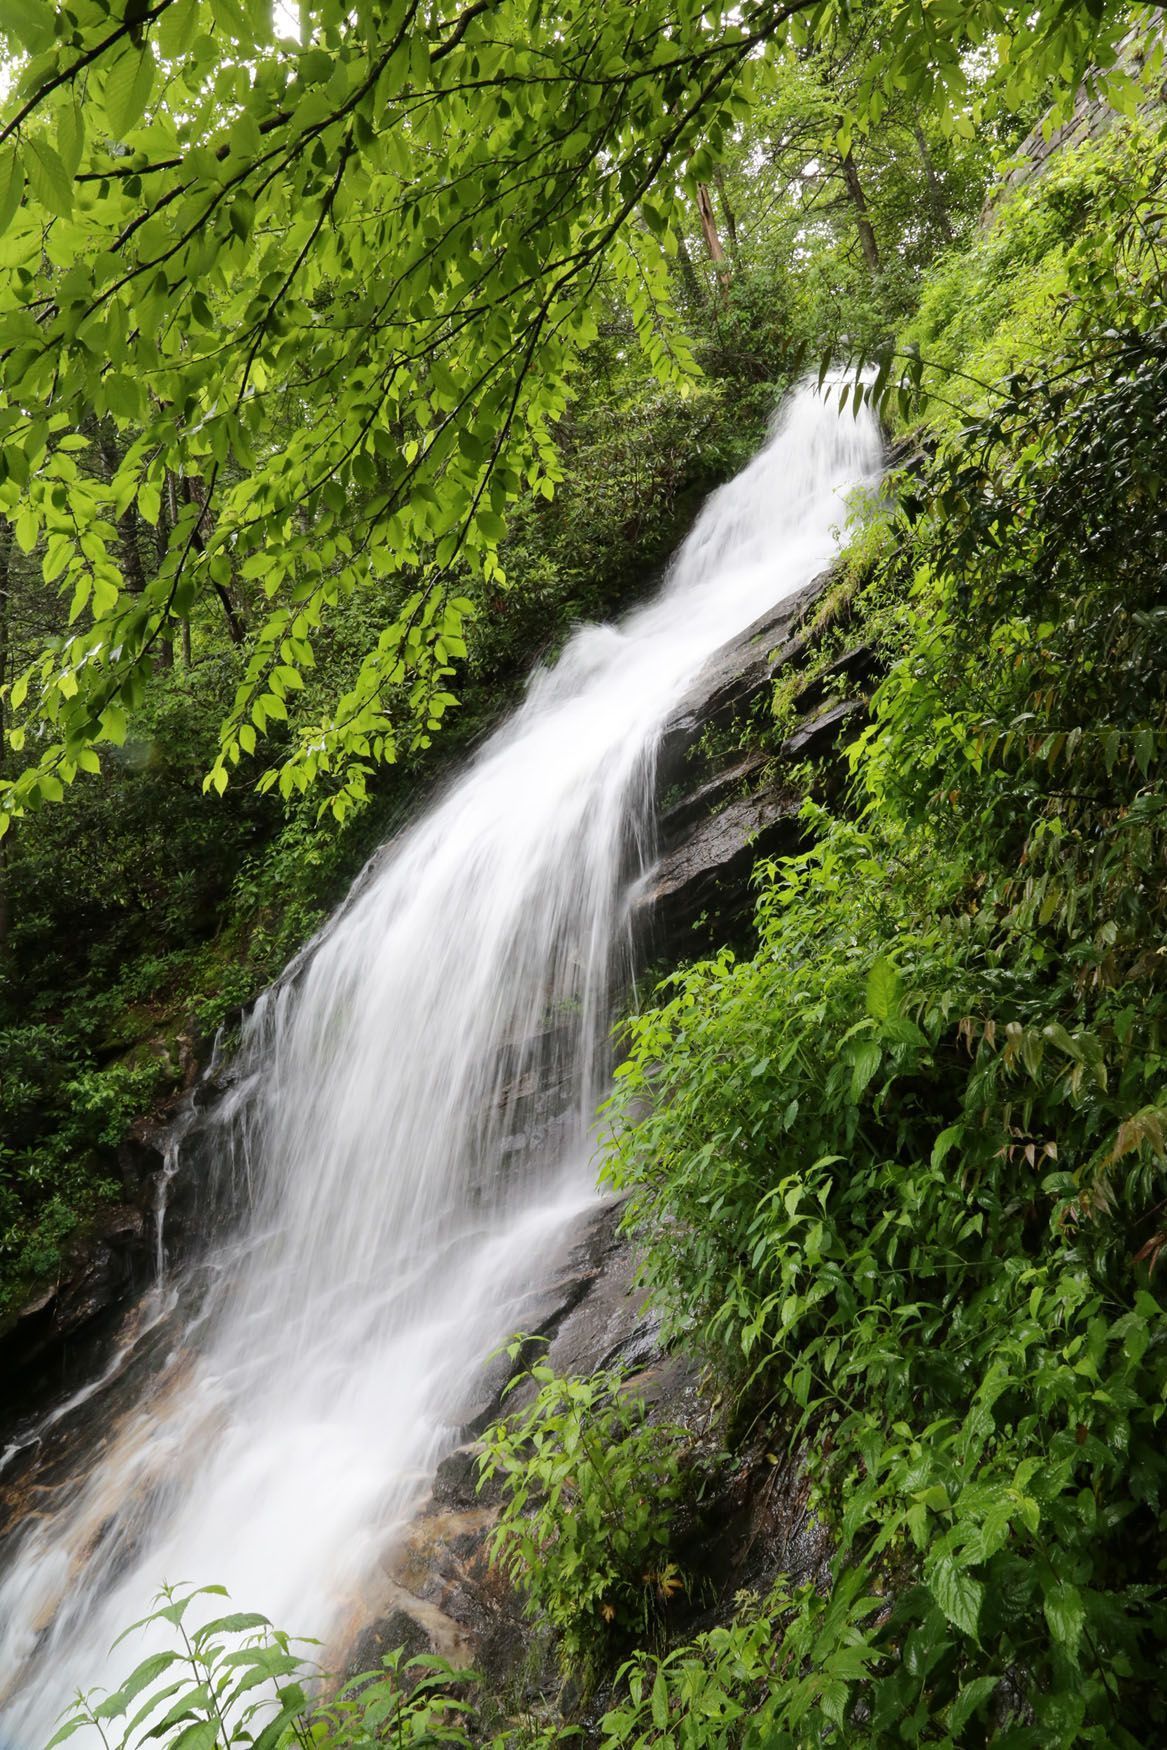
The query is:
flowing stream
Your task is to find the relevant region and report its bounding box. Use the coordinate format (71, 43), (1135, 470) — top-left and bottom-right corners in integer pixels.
(0, 383), (880, 1743)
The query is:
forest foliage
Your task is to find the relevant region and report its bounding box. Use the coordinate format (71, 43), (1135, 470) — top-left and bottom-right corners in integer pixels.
(5, 1), (1167, 1747)
(0, 0), (1025, 1308)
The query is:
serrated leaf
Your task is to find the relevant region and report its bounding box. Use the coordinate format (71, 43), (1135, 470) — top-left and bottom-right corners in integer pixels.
(25, 137), (73, 218)
(101, 1650), (183, 1717)
(866, 956), (902, 1021)
(157, 0), (199, 58)
(1042, 1580), (1084, 1654)
(58, 103), (85, 178)
(651, 1667), (669, 1729)
(949, 1674), (998, 1732)
(927, 1552), (982, 1638)
(168, 1724), (220, 1750)
(229, 192), (255, 240)
(104, 45), (156, 139)
(42, 1716), (90, 1749)
(1, 0), (54, 51)
(850, 1039), (881, 1101)
(0, 145), (24, 235)
(193, 1611), (270, 1645)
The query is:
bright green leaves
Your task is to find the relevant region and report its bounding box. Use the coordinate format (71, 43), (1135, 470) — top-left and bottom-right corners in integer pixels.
(0, 145), (25, 233)
(157, 0), (202, 60)
(24, 137), (72, 217)
(50, 1580), (476, 1750)
(480, 1356), (689, 1678)
(0, 0), (1149, 836)
(926, 1550), (983, 1639)
(56, 101), (86, 178)
(1042, 1579), (1086, 1656)
(0, 0), (775, 824)
(865, 955), (902, 1022)
(604, 305), (1167, 1739)
(102, 45), (157, 141)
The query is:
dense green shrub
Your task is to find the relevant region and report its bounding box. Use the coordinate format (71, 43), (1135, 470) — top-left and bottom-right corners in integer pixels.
(478, 1356), (689, 1680)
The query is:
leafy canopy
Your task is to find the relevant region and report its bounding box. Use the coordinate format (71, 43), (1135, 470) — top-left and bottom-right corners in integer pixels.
(0, 0), (1149, 825)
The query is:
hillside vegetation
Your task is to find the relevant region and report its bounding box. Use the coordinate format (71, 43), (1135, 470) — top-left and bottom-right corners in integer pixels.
(3, 0), (1167, 1744)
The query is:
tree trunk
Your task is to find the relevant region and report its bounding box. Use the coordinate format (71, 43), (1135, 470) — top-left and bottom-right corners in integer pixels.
(714, 169), (739, 254)
(696, 182), (731, 298)
(98, 426), (150, 595)
(182, 476), (245, 644)
(166, 472), (193, 666)
(838, 150), (881, 278)
(674, 233), (705, 306)
(911, 117), (953, 242)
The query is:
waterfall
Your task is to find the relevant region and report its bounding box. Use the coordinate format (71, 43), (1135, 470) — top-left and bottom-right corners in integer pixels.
(0, 383), (881, 1742)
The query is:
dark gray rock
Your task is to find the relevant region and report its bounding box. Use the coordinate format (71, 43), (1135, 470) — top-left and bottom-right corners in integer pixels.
(779, 695), (866, 764)
(658, 750), (768, 850)
(791, 642), (880, 716)
(635, 779), (806, 956)
(0, 1204), (151, 1414)
(345, 1607), (435, 1678)
(432, 1443), (486, 1510)
(663, 569), (832, 761)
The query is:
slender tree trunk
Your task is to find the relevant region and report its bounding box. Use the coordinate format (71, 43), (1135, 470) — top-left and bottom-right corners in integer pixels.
(155, 494), (173, 667)
(165, 472), (193, 666)
(714, 168), (739, 254)
(696, 182), (731, 298)
(674, 233), (705, 306)
(98, 427), (150, 595)
(182, 476), (245, 644)
(911, 116), (953, 242)
(838, 150), (881, 277)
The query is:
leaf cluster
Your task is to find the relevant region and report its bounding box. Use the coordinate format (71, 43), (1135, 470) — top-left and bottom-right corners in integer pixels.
(477, 1356), (690, 1680)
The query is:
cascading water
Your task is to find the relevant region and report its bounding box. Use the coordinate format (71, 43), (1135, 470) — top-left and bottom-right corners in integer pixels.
(0, 383), (881, 1743)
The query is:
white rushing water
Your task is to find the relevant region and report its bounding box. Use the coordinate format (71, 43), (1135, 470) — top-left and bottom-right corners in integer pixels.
(0, 383), (881, 1743)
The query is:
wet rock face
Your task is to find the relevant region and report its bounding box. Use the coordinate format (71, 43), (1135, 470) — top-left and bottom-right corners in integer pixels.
(356, 1199), (834, 1711)
(0, 1203), (152, 1420)
(359, 1200), (655, 1694)
(0, 1075), (215, 1423)
(641, 567), (877, 959)
(361, 568), (883, 1700)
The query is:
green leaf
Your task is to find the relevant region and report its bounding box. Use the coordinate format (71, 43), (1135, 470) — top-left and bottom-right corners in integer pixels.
(0, 145), (25, 235)
(104, 46), (157, 139)
(949, 1675), (998, 1732)
(58, 103), (86, 178)
(927, 1553), (982, 1638)
(193, 1611), (270, 1644)
(229, 192), (255, 240)
(850, 1040), (881, 1100)
(651, 1666), (670, 1728)
(866, 956), (902, 1021)
(168, 1724), (220, 1750)
(1042, 1580), (1084, 1655)
(43, 1718), (90, 1749)
(25, 137), (73, 218)
(157, 0), (200, 58)
(1, 0), (54, 51)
